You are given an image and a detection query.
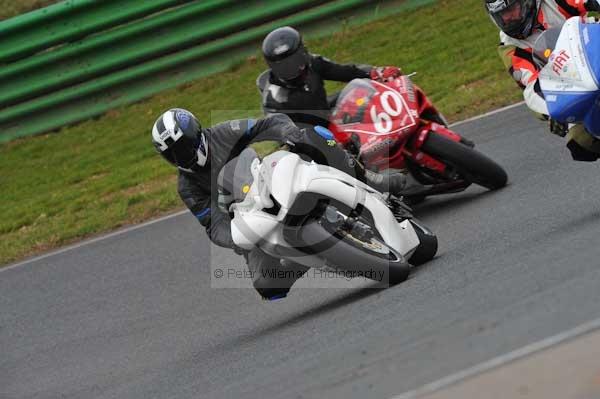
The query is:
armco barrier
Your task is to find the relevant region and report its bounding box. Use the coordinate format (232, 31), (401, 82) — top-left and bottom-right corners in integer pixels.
(0, 0), (435, 143)
(0, 0), (190, 63)
(0, 0), (337, 109)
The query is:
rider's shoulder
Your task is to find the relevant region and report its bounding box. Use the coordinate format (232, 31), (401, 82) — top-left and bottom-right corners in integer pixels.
(257, 69), (273, 92)
(310, 53), (331, 65)
(211, 119), (254, 135)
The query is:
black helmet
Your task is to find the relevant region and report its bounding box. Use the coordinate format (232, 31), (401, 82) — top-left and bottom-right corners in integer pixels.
(152, 108), (208, 173)
(262, 26), (310, 83)
(484, 0), (540, 39)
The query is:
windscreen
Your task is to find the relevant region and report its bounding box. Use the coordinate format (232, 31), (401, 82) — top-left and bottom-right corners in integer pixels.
(532, 28), (562, 68)
(331, 79), (378, 125)
(217, 148), (258, 203)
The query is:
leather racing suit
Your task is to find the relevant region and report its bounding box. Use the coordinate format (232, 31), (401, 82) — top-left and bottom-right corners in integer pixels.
(496, 0), (600, 160)
(259, 54), (372, 128)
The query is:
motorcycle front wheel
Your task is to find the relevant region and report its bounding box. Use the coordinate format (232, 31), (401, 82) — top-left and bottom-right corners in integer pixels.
(408, 218), (438, 266)
(421, 132), (508, 190)
(297, 219), (410, 285)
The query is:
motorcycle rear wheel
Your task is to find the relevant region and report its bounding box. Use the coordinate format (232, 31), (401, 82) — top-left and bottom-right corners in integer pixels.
(421, 132), (508, 190)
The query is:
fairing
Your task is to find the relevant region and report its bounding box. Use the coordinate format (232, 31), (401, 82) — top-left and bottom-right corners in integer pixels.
(329, 77), (462, 172)
(539, 18), (600, 136)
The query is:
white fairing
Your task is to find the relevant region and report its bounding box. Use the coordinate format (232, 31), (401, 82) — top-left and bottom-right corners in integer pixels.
(230, 151), (420, 262)
(539, 18), (599, 96)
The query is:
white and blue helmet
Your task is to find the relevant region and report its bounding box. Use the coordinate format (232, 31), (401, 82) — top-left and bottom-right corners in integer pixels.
(152, 108), (208, 172)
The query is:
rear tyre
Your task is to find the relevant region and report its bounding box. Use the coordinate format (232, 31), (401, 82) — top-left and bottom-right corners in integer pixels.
(298, 220), (410, 285)
(421, 132), (508, 190)
(408, 219), (438, 266)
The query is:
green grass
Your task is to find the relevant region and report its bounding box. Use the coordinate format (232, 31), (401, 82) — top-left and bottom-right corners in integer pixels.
(0, 0), (59, 20)
(0, 0), (523, 266)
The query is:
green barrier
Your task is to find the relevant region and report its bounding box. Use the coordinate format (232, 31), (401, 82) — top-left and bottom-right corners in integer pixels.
(0, 0), (96, 33)
(0, 0), (231, 82)
(0, 0), (437, 143)
(0, 0), (329, 108)
(0, 0), (379, 128)
(0, 0), (190, 63)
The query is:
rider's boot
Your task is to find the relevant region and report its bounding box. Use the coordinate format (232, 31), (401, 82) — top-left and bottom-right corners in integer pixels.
(364, 169), (408, 193)
(364, 168), (429, 198)
(566, 125), (600, 162)
(258, 259), (309, 301)
(248, 249), (309, 301)
(395, 172), (428, 196)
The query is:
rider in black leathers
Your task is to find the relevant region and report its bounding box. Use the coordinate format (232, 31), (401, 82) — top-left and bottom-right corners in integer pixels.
(257, 26), (402, 128)
(152, 110), (407, 300)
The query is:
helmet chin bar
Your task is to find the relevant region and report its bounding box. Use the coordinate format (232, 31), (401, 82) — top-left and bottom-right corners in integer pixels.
(177, 142), (209, 173)
(196, 131), (209, 167)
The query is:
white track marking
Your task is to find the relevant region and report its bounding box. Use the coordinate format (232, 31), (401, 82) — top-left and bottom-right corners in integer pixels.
(2, 102), (527, 271)
(449, 102), (525, 128)
(390, 316), (600, 399)
(1, 210), (188, 271)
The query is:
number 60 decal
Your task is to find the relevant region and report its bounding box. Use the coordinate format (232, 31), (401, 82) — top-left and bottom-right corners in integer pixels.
(369, 90), (405, 134)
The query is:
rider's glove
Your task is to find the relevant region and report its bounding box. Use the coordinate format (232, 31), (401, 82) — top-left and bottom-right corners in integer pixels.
(217, 188), (233, 213)
(364, 169), (408, 194)
(370, 66), (402, 82)
(233, 245), (248, 256)
(549, 118), (569, 138)
(585, 0), (600, 11)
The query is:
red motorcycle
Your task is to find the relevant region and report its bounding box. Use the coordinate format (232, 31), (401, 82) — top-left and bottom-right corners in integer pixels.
(329, 77), (508, 199)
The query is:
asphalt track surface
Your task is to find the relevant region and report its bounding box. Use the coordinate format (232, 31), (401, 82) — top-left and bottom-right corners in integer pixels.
(3, 104), (600, 399)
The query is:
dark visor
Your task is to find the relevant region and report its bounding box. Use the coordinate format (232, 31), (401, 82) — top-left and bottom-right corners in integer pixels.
(490, 1), (528, 33)
(269, 48), (309, 81)
(162, 135), (200, 169)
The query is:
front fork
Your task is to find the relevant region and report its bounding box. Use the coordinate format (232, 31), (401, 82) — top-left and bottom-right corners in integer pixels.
(404, 122), (469, 175)
(396, 123), (474, 196)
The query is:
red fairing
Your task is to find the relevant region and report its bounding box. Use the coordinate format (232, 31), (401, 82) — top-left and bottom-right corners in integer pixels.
(415, 122), (463, 149)
(329, 76), (464, 173)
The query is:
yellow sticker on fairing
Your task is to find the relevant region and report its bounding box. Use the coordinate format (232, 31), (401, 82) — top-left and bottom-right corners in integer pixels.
(242, 185), (250, 194)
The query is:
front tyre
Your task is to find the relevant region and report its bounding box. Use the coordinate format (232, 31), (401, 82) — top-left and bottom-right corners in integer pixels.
(408, 219), (438, 266)
(298, 220), (410, 285)
(422, 132), (508, 190)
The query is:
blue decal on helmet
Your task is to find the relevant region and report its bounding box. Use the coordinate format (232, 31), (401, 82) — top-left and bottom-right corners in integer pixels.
(176, 110), (192, 129)
(314, 125), (334, 140)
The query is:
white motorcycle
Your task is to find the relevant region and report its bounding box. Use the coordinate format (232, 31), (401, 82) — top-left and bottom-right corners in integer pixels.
(218, 147), (438, 285)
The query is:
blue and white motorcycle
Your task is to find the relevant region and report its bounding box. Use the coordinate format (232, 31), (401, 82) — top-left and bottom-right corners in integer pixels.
(534, 17), (600, 135)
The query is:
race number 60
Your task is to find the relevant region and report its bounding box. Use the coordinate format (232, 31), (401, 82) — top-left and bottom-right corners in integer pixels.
(370, 90), (404, 134)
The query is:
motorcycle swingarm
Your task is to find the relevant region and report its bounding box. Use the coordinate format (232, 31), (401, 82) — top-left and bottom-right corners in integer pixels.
(403, 179), (471, 198)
